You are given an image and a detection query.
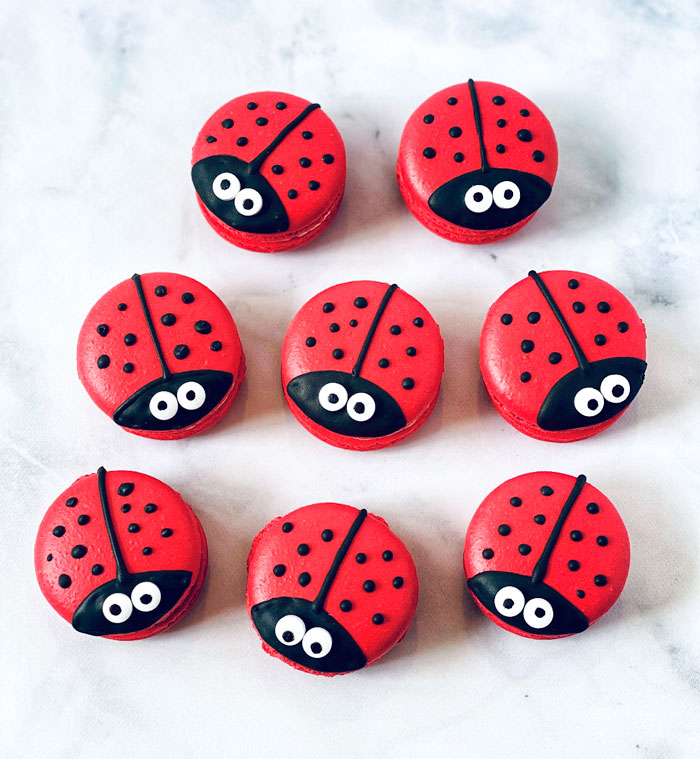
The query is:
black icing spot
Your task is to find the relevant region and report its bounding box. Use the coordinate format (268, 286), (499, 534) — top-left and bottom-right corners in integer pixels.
(66, 497), (77, 508)
(77, 514), (90, 525)
(206, 135), (216, 143)
(423, 114), (434, 123)
(71, 545), (87, 559)
(128, 523), (140, 533)
(174, 345), (190, 359)
(58, 574), (71, 588)
(482, 548), (494, 559)
(595, 334), (607, 346)
(510, 497), (522, 507)
(195, 320), (212, 334)
(413, 317), (424, 327)
(496, 144), (506, 153)
(273, 564), (286, 577)
(236, 137), (248, 147)
(518, 544), (531, 555)
(329, 323), (340, 333)
(322, 529), (333, 542)
(92, 564), (104, 574)
(308, 180), (320, 191)
(97, 324), (109, 337)
(124, 333), (137, 345)
(288, 189), (298, 199)
(521, 339), (534, 353)
(282, 522), (293, 532)
(541, 486), (553, 496)
(378, 358), (390, 368)
(349, 320), (358, 327)
(587, 503), (600, 514)
(568, 560), (580, 571)
(570, 530), (583, 542)
(497, 119), (506, 128)
(118, 303), (127, 311)
(121, 504), (131, 513)
(247, 101), (258, 110)
(161, 314), (176, 327)
(527, 312), (540, 324)
(53, 525), (65, 537)
(298, 572), (311, 587)
(393, 576), (404, 588)
(301, 130), (313, 139)
(492, 95), (505, 105)
(521, 372), (531, 383)
(390, 325), (401, 335)
(123, 363), (134, 373)
(297, 543), (310, 556)
(276, 101), (287, 110)
(568, 279), (579, 289)
(340, 600), (352, 612)
(142, 547), (152, 556)
(534, 514), (546, 525)
(520, 109), (530, 117)
(271, 164), (283, 174)
(210, 340), (222, 351)
(155, 286), (167, 297)
(332, 348), (344, 360)
(549, 352), (562, 364)
(501, 313), (513, 325)
(299, 157), (311, 168)
(572, 302), (585, 314)
(363, 580), (376, 592)
(322, 154), (334, 164)
(594, 575), (608, 586)
(97, 355), (110, 369)
(118, 483), (134, 496)
(372, 613), (384, 625)
(597, 302), (611, 313)
(576, 590), (585, 598)
(406, 347), (417, 356)
(532, 150), (545, 162)
(161, 528), (173, 538)
(618, 321), (629, 333)
(306, 337), (316, 347)
(322, 302), (334, 313)
(597, 535), (609, 546)
(402, 378), (415, 390)
(144, 503), (157, 514)
(182, 292), (194, 304)
(517, 129), (533, 142)
(447, 97), (458, 105)
(257, 117), (269, 126)
(454, 152), (464, 162)
(498, 524), (511, 536)
(354, 297), (368, 308)
(356, 553), (366, 564)
(221, 119), (233, 129)
(382, 550), (393, 561)
(449, 126), (462, 138)
(423, 147), (436, 158)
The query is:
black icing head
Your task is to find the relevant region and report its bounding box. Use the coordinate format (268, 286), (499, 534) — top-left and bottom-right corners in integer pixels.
(113, 370), (233, 431)
(286, 370), (407, 438)
(428, 167), (552, 231)
(71, 569), (192, 636)
(537, 357), (647, 432)
(250, 596), (367, 674)
(191, 155), (290, 234)
(468, 570), (589, 637)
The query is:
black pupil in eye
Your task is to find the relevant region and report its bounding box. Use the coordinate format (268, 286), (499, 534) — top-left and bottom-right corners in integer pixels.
(504, 189), (513, 200)
(503, 598), (514, 609)
(473, 192), (483, 202)
(242, 198), (254, 210)
(186, 390), (196, 401)
(353, 402), (365, 414)
(612, 384), (624, 397)
(140, 594), (152, 605)
(587, 399), (599, 411)
(535, 607), (546, 618)
(310, 642), (322, 654)
(282, 630), (294, 643)
(157, 401), (168, 411)
(109, 604), (121, 616)
(220, 179), (231, 190)
(328, 393), (339, 404)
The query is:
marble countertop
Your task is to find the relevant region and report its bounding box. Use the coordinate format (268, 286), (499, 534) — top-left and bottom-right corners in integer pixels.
(2, 1), (700, 757)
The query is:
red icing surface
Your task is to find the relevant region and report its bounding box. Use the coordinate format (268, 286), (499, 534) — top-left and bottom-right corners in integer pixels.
(34, 470), (207, 640)
(480, 270), (646, 442)
(247, 503), (418, 675)
(77, 272), (245, 439)
(464, 472), (630, 639)
(192, 91), (346, 252)
(281, 281), (444, 450)
(397, 81), (557, 243)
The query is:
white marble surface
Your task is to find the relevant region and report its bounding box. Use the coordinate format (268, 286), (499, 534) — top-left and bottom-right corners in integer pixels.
(2, 1), (700, 756)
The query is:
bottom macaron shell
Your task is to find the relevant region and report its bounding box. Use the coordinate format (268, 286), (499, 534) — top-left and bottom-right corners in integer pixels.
(396, 163), (535, 244)
(125, 352), (246, 440)
(484, 379), (628, 443)
(104, 519), (208, 640)
(197, 190), (344, 253)
(282, 377), (440, 451)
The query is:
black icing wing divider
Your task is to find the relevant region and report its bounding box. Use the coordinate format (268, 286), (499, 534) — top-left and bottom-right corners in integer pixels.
(131, 273), (171, 380)
(97, 466), (129, 584)
(248, 103), (321, 174)
(351, 284), (398, 377)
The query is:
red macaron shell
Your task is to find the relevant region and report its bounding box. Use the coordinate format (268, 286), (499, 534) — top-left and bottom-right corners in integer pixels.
(192, 91), (346, 252)
(397, 81), (557, 243)
(35, 469), (207, 640)
(247, 503), (419, 676)
(282, 281), (444, 450)
(464, 472), (630, 639)
(480, 270), (647, 442)
(77, 272), (245, 440)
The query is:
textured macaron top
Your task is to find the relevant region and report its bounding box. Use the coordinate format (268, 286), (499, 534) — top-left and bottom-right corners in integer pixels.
(77, 272), (243, 434)
(35, 468), (205, 637)
(192, 91), (346, 236)
(247, 503), (418, 674)
(480, 270), (647, 434)
(282, 281), (444, 441)
(398, 80), (557, 232)
(464, 472), (630, 638)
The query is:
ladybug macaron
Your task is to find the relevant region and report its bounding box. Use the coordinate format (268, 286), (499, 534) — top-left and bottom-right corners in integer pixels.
(464, 472), (630, 639)
(77, 272), (245, 440)
(397, 80), (557, 244)
(247, 503), (418, 676)
(281, 281), (444, 450)
(35, 467), (208, 640)
(480, 270), (647, 442)
(191, 91), (346, 252)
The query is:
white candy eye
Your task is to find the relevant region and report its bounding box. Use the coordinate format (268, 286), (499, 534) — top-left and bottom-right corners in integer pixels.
(346, 392), (375, 422)
(464, 184), (493, 213)
(212, 172), (241, 201)
(131, 581), (161, 613)
(523, 598), (554, 629)
(302, 627), (333, 659)
(600, 374), (631, 404)
(234, 188), (263, 216)
(574, 387), (605, 417)
(494, 586), (525, 617)
(492, 180), (520, 209)
(149, 391), (179, 421)
(102, 593), (133, 624)
(177, 381), (206, 411)
(318, 382), (348, 412)
(275, 615), (306, 646)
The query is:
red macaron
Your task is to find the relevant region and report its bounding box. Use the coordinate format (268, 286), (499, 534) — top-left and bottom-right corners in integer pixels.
(35, 467), (208, 640)
(480, 270), (647, 442)
(281, 281), (444, 450)
(397, 80), (557, 244)
(464, 472), (630, 639)
(247, 503), (418, 676)
(191, 91), (346, 252)
(77, 272), (245, 440)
